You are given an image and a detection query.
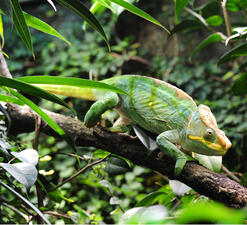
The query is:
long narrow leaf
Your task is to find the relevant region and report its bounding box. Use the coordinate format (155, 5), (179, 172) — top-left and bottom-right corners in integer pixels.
(7, 88), (65, 136)
(0, 76), (75, 114)
(0, 94), (24, 105)
(55, 0), (110, 50)
(0, 13), (4, 48)
(10, 0), (34, 56)
(190, 33), (222, 61)
(17, 76), (128, 95)
(0, 180), (51, 225)
(24, 12), (71, 45)
(175, 0), (190, 18)
(110, 0), (170, 34)
(46, 0), (57, 11)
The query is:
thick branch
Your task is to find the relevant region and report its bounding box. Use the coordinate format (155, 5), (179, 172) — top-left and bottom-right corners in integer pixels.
(6, 103), (247, 208)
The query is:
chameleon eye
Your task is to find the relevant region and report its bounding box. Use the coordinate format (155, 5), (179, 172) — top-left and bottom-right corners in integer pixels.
(204, 128), (215, 141)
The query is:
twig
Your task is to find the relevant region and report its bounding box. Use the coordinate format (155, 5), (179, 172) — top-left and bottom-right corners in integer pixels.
(222, 164), (240, 183)
(0, 48), (12, 78)
(221, 0), (232, 37)
(43, 211), (71, 220)
(2, 201), (33, 224)
(51, 153), (111, 191)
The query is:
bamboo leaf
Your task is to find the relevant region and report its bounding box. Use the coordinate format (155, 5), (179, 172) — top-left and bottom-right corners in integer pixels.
(0, 76), (75, 114)
(0, 94), (24, 105)
(109, 0), (170, 34)
(23, 12), (71, 45)
(55, 0), (110, 50)
(0, 13), (4, 48)
(46, 0), (57, 11)
(10, 0), (34, 56)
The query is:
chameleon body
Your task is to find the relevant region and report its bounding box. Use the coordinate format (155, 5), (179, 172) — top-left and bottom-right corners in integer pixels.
(33, 75), (232, 175)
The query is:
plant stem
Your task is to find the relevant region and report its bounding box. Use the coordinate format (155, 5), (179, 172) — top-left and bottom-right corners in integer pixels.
(221, 0), (232, 37)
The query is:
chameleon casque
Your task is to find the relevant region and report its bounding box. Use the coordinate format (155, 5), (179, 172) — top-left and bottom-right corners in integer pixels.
(30, 75), (232, 175)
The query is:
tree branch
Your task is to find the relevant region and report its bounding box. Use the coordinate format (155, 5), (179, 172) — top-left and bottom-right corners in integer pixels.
(6, 103), (247, 208)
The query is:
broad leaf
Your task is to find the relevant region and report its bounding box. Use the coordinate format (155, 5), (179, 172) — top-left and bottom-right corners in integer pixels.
(10, 0), (33, 56)
(175, 0), (190, 18)
(190, 33), (222, 61)
(193, 153), (222, 172)
(171, 20), (205, 34)
(136, 192), (165, 207)
(232, 73), (247, 96)
(110, 0), (170, 34)
(205, 15), (223, 26)
(226, 0), (247, 12)
(0, 180), (51, 225)
(218, 42), (247, 64)
(11, 149), (39, 166)
(0, 76), (75, 114)
(24, 12), (71, 45)
(55, 0), (110, 50)
(169, 180), (191, 196)
(105, 156), (130, 175)
(0, 162), (37, 189)
(225, 27), (247, 46)
(7, 89), (66, 136)
(18, 75), (128, 95)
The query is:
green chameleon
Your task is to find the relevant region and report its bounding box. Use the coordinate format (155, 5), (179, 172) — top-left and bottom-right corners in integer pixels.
(26, 75), (232, 175)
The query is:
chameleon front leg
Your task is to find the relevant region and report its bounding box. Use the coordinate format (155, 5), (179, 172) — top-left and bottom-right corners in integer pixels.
(84, 92), (119, 127)
(156, 130), (188, 176)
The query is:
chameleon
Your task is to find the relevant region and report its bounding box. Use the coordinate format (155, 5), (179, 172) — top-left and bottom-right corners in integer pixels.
(26, 75), (232, 175)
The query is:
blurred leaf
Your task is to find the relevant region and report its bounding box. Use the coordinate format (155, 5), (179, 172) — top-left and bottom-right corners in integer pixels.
(0, 76), (75, 114)
(18, 75), (128, 95)
(23, 12), (71, 45)
(197, 1), (220, 18)
(205, 15), (223, 26)
(10, 0), (34, 56)
(136, 191), (165, 207)
(193, 153), (222, 172)
(110, 0), (170, 34)
(0, 180), (51, 225)
(0, 162), (37, 190)
(55, 0), (110, 50)
(232, 73), (247, 96)
(218, 42), (247, 64)
(11, 149), (39, 166)
(109, 196), (121, 205)
(190, 33), (222, 61)
(48, 189), (74, 203)
(171, 20), (205, 34)
(105, 156), (130, 175)
(46, 0), (57, 11)
(169, 180), (191, 196)
(7, 89), (66, 136)
(176, 201), (245, 224)
(0, 0), (12, 19)
(0, 94), (24, 105)
(226, 0), (247, 11)
(119, 205), (168, 224)
(99, 179), (111, 189)
(0, 13), (4, 48)
(175, 0), (190, 18)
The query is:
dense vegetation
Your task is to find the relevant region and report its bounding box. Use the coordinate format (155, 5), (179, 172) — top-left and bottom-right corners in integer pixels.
(0, 0), (247, 224)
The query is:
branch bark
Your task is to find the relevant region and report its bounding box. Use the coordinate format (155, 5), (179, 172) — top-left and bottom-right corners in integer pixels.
(6, 103), (247, 208)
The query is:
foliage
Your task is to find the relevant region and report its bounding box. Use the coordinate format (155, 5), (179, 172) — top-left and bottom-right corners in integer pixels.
(0, 0), (247, 224)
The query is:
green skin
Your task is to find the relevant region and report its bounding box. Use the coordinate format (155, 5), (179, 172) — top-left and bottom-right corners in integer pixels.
(34, 75), (232, 176)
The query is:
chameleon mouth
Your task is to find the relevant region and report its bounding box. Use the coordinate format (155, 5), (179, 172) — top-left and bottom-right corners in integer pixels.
(188, 135), (228, 154)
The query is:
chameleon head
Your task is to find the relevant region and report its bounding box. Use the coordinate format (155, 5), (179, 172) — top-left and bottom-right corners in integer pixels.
(184, 104), (232, 156)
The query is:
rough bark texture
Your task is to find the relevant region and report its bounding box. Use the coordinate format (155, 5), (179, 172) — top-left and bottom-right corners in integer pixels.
(6, 103), (247, 208)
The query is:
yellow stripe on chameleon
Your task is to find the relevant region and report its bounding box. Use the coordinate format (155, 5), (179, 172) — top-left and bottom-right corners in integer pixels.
(33, 84), (98, 101)
(188, 135), (225, 152)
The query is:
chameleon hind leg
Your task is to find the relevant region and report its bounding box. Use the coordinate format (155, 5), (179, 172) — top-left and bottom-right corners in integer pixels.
(84, 92), (119, 127)
(156, 130), (188, 176)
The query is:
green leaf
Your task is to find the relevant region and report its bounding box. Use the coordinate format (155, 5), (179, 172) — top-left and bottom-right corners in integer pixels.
(232, 73), (247, 96)
(0, 180), (51, 225)
(218, 42), (247, 64)
(0, 13), (4, 48)
(0, 76), (75, 114)
(7, 89), (65, 136)
(23, 12), (71, 45)
(55, 0), (110, 50)
(205, 15), (223, 26)
(171, 20), (205, 34)
(226, 0), (247, 11)
(0, 0), (12, 18)
(105, 156), (130, 175)
(136, 192), (165, 207)
(175, 0), (190, 18)
(18, 75), (128, 95)
(169, 180), (191, 196)
(0, 94), (24, 105)
(190, 33), (222, 61)
(109, 0), (170, 34)
(10, 0), (34, 56)
(11, 149), (39, 166)
(193, 153), (222, 172)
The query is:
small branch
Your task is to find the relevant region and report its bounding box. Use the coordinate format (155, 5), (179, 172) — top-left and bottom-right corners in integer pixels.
(43, 211), (71, 220)
(51, 153), (111, 191)
(0, 48), (12, 78)
(221, 0), (232, 37)
(222, 165), (241, 183)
